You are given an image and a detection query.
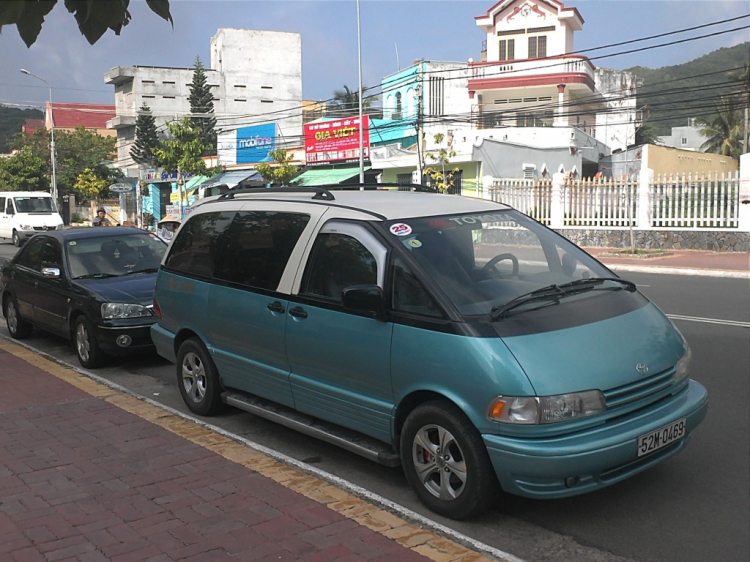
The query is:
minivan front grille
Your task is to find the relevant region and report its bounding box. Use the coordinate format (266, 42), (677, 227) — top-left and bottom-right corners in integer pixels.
(603, 367), (676, 409)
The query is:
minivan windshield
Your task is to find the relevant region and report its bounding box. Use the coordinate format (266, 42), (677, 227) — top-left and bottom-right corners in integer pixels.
(14, 196), (56, 213)
(384, 209), (621, 317)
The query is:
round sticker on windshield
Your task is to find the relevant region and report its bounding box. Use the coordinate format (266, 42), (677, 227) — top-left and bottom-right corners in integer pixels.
(390, 223), (412, 236)
(407, 239), (422, 248)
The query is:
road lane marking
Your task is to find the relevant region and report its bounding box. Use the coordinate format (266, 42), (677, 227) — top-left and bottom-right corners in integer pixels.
(667, 314), (750, 328)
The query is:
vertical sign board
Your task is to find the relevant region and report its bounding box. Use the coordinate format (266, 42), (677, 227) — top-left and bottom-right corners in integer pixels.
(304, 116), (370, 165)
(217, 123), (277, 166)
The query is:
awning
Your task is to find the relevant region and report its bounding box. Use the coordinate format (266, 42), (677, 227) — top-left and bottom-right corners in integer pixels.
(199, 170), (263, 190)
(294, 166), (371, 186)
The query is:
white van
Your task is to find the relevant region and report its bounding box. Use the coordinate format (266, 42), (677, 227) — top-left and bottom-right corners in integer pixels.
(0, 191), (64, 246)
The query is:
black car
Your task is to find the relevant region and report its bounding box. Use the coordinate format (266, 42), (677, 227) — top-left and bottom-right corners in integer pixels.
(1, 227), (168, 368)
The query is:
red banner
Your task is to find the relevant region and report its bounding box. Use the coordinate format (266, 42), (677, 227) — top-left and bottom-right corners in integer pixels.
(304, 116), (370, 164)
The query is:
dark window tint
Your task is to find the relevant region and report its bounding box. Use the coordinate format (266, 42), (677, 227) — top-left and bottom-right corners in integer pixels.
(301, 233), (377, 302)
(15, 237), (46, 270)
(213, 211), (309, 290)
(166, 210), (309, 291)
(391, 256), (442, 317)
(40, 239), (62, 269)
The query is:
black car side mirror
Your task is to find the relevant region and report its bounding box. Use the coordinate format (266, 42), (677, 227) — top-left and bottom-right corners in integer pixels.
(341, 284), (386, 320)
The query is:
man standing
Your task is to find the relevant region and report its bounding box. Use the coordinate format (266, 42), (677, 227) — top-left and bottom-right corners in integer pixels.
(92, 208), (112, 227)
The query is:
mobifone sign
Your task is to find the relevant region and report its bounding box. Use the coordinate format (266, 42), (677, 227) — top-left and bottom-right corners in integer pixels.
(217, 123), (277, 165)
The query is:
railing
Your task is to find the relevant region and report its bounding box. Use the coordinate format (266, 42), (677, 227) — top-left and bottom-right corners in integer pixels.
(489, 171), (741, 230)
(651, 172), (739, 229)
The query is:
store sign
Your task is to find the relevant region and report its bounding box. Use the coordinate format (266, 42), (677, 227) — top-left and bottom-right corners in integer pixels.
(304, 116), (370, 164)
(109, 182), (134, 193)
(217, 123), (277, 166)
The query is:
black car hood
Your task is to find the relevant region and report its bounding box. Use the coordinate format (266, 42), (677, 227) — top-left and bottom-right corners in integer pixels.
(75, 273), (157, 305)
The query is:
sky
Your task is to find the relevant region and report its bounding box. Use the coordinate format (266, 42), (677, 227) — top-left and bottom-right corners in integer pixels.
(0, 0), (748, 111)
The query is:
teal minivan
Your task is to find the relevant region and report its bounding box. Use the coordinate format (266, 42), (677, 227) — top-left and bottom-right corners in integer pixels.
(151, 186), (708, 519)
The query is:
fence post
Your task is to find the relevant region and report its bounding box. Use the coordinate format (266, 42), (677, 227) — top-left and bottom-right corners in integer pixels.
(637, 167), (653, 229)
(551, 172), (564, 228)
(739, 153), (750, 232)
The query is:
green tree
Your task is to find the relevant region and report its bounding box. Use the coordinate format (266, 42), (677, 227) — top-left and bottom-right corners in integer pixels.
(698, 96), (743, 159)
(424, 133), (458, 193)
(255, 148), (298, 186)
(328, 85), (377, 118)
(130, 103), (161, 167)
(154, 117), (209, 207)
(0, 145), (48, 191)
(0, 0), (173, 47)
(188, 56), (217, 156)
(74, 167), (109, 201)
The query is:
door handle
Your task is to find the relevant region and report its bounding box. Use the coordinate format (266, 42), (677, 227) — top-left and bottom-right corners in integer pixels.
(288, 306), (308, 319)
(266, 301), (286, 314)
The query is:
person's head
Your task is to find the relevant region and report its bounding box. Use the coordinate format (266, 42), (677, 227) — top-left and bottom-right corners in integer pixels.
(97, 208), (106, 217)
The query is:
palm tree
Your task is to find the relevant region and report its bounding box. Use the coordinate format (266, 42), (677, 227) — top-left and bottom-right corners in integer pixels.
(327, 85), (377, 118)
(698, 96), (743, 159)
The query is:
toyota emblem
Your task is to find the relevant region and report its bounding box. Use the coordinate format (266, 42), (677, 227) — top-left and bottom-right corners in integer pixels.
(636, 362), (649, 375)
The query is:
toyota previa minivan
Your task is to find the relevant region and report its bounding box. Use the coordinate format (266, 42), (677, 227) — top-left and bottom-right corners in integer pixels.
(151, 186), (708, 519)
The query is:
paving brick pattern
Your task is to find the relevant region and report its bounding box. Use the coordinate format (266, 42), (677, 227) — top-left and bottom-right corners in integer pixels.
(0, 345), (495, 562)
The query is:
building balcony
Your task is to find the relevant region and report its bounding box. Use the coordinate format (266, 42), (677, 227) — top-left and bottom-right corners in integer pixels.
(107, 115), (136, 130)
(104, 66), (135, 85)
(468, 55), (596, 96)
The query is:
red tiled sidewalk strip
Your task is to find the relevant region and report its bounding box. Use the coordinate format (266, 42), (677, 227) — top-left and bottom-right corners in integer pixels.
(0, 342), (498, 561)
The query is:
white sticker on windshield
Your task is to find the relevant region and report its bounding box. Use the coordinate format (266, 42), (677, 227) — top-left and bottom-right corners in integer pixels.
(407, 239), (422, 248)
(390, 223), (412, 236)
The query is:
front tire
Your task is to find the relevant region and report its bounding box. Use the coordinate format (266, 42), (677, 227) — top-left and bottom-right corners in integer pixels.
(176, 338), (223, 416)
(74, 315), (107, 369)
(4, 295), (32, 339)
(12, 231), (21, 247)
(400, 400), (500, 519)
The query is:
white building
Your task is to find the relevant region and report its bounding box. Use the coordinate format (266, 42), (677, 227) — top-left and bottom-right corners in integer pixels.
(657, 121), (709, 151)
(105, 28), (302, 175)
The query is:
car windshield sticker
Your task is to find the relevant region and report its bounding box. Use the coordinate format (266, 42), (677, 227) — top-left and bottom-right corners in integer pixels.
(68, 241), (77, 246)
(407, 238), (422, 248)
(390, 223), (412, 236)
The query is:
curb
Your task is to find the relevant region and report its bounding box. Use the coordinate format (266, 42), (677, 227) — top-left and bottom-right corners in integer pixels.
(601, 264), (749, 279)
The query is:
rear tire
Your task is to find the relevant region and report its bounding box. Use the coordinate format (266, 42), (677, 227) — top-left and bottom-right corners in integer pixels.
(176, 338), (223, 416)
(4, 295), (32, 339)
(400, 400), (500, 520)
(74, 315), (107, 369)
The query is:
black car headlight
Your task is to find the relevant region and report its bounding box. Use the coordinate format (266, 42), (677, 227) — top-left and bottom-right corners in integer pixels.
(101, 303), (153, 319)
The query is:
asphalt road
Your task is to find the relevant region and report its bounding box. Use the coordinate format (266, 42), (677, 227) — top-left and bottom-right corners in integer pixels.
(1, 240), (748, 562)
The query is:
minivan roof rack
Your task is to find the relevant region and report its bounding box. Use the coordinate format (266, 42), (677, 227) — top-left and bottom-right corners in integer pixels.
(218, 186), (335, 201)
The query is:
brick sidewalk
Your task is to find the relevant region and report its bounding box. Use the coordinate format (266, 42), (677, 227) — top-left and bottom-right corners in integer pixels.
(0, 341), (498, 562)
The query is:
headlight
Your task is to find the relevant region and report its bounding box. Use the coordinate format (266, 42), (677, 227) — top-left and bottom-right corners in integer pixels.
(101, 303), (153, 319)
(673, 345), (692, 385)
(20, 224), (32, 231)
(56, 223), (64, 230)
(488, 390), (606, 424)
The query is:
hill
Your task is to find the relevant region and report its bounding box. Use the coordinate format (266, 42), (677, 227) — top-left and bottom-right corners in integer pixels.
(0, 105), (44, 153)
(626, 42), (749, 136)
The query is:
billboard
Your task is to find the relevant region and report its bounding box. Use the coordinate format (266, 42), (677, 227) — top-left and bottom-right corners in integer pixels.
(217, 123), (277, 165)
(304, 116), (370, 165)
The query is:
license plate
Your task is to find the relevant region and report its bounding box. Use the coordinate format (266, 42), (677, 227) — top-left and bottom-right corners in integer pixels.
(638, 418), (686, 457)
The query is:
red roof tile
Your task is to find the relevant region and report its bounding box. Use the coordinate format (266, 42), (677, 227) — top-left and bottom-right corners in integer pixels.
(50, 102), (115, 130)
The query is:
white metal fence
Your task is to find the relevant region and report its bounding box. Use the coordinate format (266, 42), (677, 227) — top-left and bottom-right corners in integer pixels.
(489, 171), (740, 230)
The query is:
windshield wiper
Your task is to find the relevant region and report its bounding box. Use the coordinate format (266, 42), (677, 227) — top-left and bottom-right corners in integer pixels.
(490, 277), (636, 321)
(74, 273), (118, 279)
(124, 267), (159, 275)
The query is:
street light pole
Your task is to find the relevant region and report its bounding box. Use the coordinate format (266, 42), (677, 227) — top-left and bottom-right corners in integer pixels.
(356, 0), (365, 185)
(20, 69), (58, 206)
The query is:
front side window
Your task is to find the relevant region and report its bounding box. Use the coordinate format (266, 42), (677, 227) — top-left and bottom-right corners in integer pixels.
(15, 237), (46, 270)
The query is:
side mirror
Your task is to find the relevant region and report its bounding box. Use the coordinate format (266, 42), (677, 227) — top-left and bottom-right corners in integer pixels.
(41, 266), (61, 279)
(341, 284), (386, 319)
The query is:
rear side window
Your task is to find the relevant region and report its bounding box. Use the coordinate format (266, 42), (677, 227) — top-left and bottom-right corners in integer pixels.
(166, 210), (309, 291)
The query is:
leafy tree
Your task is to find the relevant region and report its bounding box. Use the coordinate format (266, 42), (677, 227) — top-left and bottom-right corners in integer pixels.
(328, 85), (377, 118)
(188, 56), (217, 156)
(698, 96), (743, 159)
(74, 167), (109, 201)
(0, 145), (48, 191)
(130, 103), (161, 167)
(0, 105), (43, 153)
(424, 133), (458, 193)
(0, 0), (173, 47)
(154, 117), (209, 206)
(256, 148), (298, 186)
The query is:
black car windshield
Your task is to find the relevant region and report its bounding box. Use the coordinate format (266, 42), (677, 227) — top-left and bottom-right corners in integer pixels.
(383, 209), (618, 317)
(67, 232), (167, 279)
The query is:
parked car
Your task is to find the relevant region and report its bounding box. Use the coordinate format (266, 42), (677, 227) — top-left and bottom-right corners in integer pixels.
(1, 226), (168, 368)
(151, 185), (708, 519)
(0, 191), (64, 246)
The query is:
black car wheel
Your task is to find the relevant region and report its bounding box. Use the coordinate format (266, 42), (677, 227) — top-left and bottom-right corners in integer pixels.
(4, 295), (32, 339)
(74, 315), (107, 369)
(176, 338), (223, 416)
(400, 400), (500, 520)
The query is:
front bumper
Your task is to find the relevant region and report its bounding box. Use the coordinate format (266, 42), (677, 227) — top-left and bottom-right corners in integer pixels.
(483, 380), (708, 498)
(96, 320), (157, 356)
